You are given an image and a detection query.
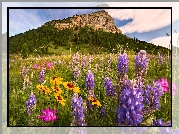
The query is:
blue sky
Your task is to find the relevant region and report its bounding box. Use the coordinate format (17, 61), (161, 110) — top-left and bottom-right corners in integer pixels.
(2, 2), (179, 48)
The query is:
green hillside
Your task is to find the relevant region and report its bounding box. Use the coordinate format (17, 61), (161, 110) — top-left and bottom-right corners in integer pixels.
(9, 23), (170, 58)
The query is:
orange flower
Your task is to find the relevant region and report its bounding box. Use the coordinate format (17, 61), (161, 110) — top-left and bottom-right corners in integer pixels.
(54, 93), (65, 106)
(89, 96), (102, 107)
(42, 86), (51, 95)
(50, 76), (63, 85)
(36, 84), (44, 91)
(63, 82), (80, 94)
(73, 87), (80, 94)
(63, 82), (74, 90)
(52, 86), (62, 94)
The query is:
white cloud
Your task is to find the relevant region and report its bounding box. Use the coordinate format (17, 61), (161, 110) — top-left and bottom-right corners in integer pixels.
(105, 2), (179, 34)
(149, 33), (179, 48)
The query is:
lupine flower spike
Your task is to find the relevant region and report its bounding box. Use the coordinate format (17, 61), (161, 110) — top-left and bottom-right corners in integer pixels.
(71, 93), (87, 126)
(26, 93), (37, 114)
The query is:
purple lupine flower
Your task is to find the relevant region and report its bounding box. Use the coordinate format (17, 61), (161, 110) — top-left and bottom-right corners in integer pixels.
(26, 93), (37, 114)
(39, 69), (45, 84)
(104, 77), (115, 96)
(81, 54), (86, 69)
(85, 70), (95, 90)
(38, 107), (58, 122)
(71, 93), (87, 126)
(88, 55), (92, 63)
(74, 67), (80, 80)
(72, 52), (80, 67)
(135, 50), (149, 87)
(143, 81), (163, 114)
(116, 80), (144, 126)
(117, 53), (129, 75)
(87, 55), (92, 69)
(135, 50), (149, 76)
(152, 119), (164, 126)
(21, 66), (26, 77)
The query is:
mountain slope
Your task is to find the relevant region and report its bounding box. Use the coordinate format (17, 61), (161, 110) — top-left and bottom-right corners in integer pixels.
(9, 10), (170, 57)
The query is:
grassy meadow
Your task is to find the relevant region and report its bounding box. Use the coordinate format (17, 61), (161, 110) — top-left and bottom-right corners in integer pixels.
(8, 46), (171, 126)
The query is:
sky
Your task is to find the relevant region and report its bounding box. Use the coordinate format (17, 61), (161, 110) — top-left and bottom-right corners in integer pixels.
(2, 2), (179, 49)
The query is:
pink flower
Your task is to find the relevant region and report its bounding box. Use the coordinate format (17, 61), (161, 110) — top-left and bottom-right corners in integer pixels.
(157, 78), (169, 92)
(47, 62), (52, 70)
(38, 107), (58, 122)
(33, 64), (39, 69)
(172, 83), (177, 96)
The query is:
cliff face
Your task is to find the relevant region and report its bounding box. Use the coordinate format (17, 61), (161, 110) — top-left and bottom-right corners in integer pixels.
(43, 10), (122, 34)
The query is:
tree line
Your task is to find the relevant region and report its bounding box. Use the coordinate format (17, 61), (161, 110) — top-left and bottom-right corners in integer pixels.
(9, 24), (170, 58)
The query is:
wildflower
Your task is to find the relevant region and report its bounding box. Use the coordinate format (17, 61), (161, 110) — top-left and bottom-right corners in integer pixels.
(47, 62), (52, 70)
(157, 78), (169, 92)
(117, 53), (128, 75)
(71, 93), (87, 126)
(104, 77), (115, 96)
(74, 67), (80, 80)
(52, 85), (62, 94)
(38, 107), (58, 122)
(33, 64), (39, 69)
(26, 93), (37, 114)
(135, 50), (149, 87)
(116, 80), (144, 126)
(36, 85), (51, 95)
(85, 70), (95, 90)
(63, 82), (75, 90)
(54, 93), (65, 106)
(89, 96), (102, 107)
(135, 50), (149, 75)
(172, 83), (177, 96)
(39, 69), (45, 84)
(73, 87), (80, 94)
(43, 86), (51, 95)
(152, 119), (164, 126)
(50, 76), (63, 85)
(36, 84), (44, 91)
(63, 82), (80, 93)
(143, 81), (163, 113)
(72, 52), (80, 68)
(81, 54), (86, 69)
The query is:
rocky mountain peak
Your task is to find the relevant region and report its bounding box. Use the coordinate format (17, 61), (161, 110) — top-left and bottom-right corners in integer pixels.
(43, 10), (122, 34)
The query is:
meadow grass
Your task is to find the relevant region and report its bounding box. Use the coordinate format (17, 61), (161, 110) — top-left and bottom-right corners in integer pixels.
(8, 51), (171, 126)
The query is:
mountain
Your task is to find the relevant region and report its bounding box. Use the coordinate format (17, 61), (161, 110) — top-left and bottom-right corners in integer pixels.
(9, 10), (170, 58)
(42, 10), (122, 34)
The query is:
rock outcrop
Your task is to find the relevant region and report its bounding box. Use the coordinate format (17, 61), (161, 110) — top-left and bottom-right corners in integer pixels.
(43, 10), (122, 34)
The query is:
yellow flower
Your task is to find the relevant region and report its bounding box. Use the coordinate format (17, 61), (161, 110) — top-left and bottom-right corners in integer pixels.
(36, 84), (44, 91)
(52, 86), (62, 94)
(42, 86), (51, 95)
(89, 96), (102, 107)
(50, 76), (63, 85)
(54, 93), (65, 106)
(73, 87), (80, 94)
(63, 82), (75, 90)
